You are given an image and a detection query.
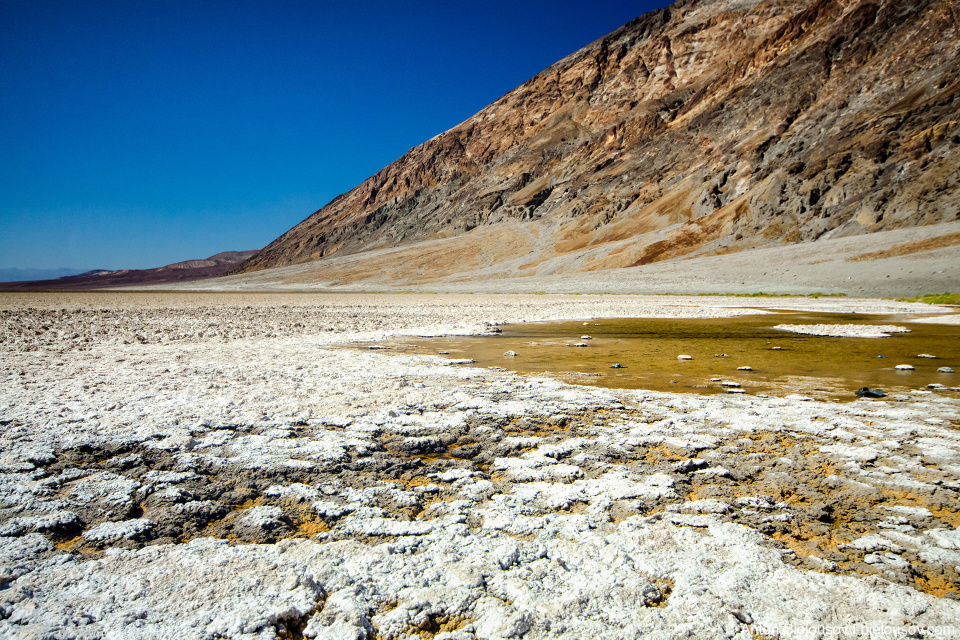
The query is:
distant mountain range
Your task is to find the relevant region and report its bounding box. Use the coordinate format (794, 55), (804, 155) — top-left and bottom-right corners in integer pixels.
(229, 0), (960, 286)
(0, 267), (89, 283)
(0, 251), (258, 291)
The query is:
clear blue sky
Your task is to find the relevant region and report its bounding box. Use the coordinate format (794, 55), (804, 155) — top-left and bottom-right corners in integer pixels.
(1, 0), (669, 270)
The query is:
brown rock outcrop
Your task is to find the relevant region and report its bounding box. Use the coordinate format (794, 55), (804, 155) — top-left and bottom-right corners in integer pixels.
(235, 0), (960, 281)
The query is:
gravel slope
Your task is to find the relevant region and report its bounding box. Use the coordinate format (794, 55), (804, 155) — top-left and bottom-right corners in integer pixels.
(167, 221), (960, 298)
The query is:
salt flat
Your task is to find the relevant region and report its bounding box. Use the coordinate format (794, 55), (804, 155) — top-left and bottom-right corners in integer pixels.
(1, 293), (959, 639)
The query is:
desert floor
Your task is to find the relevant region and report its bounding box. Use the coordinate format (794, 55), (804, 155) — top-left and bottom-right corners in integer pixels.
(2, 292), (960, 639)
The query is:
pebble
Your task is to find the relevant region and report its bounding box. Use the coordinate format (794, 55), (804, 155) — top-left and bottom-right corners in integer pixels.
(678, 355), (692, 360)
(939, 367), (954, 373)
(503, 351), (518, 357)
(737, 366), (753, 371)
(895, 364), (915, 371)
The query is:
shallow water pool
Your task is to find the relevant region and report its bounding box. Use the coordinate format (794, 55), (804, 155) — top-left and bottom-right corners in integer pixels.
(385, 310), (960, 401)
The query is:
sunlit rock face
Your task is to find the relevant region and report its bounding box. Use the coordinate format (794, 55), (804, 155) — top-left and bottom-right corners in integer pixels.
(235, 0), (960, 284)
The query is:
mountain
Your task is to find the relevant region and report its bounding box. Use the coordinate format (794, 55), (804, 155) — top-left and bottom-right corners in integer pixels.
(230, 0), (960, 287)
(0, 251), (259, 291)
(0, 267), (89, 283)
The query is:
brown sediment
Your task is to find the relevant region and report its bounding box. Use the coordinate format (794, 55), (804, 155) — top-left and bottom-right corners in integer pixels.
(295, 518), (330, 538)
(913, 573), (960, 599)
(848, 232), (960, 262)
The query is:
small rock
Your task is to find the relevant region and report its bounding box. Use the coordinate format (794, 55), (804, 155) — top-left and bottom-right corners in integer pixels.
(731, 610), (753, 625)
(641, 583), (663, 606)
(694, 466), (732, 478)
(770, 346), (782, 350)
(569, 342), (589, 347)
(939, 367), (954, 373)
(736, 496), (783, 510)
(714, 353), (728, 357)
(678, 355), (692, 360)
(673, 459), (708, 472)
(928, 384), (946, 390)
(895, 364), (914, 371)
(727, 388), (746, 394)
(856, 387), (886, 398)
(667, 499), (731, 515)
(580, 335), (593, 340)
(503, 350), (518, 357)
(82, 518), (155, 545)
(721, 381), (741, 387)
(737, 366), (753, 371)
(610, 363), (624, 369)
(710, 377), (722, 382)
(235, 506), (293, 542)
(399, 436), (447, 454)
(917, 354), (937, 358)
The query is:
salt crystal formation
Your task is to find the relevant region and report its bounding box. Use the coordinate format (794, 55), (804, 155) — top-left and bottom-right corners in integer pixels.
(1, 294), (959, 639)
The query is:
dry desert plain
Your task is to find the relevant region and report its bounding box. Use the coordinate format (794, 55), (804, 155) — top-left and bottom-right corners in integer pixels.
(2, 291), (960, 639)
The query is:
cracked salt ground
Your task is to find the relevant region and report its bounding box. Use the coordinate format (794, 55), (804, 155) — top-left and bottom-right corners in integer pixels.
(2, 296), (960, 639)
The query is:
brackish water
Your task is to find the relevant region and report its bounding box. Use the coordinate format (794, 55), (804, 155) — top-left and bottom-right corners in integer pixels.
(387, 311), (960, 400)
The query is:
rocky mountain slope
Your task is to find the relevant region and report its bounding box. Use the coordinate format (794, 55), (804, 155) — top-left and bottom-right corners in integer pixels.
(234, 0), (960, 284)
(0, 250), (258, 291)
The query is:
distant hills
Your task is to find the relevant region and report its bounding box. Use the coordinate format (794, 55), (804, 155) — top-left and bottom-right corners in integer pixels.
(0, 267), (89, 283)
(0, 251), (258, 291)
(229, 0), (960, 287)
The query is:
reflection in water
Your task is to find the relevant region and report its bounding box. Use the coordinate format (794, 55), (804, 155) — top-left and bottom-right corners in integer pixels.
(386, 311), (960, 401)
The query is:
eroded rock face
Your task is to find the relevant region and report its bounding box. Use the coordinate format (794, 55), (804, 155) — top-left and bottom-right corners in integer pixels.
(235, 0), (960, 283)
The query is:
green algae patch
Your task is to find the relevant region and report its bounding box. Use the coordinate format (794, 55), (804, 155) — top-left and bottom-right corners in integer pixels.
(894, 293), (960, 305)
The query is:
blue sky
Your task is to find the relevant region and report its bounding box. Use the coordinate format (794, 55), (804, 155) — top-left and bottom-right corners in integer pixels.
(1, 1), (669, 270)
